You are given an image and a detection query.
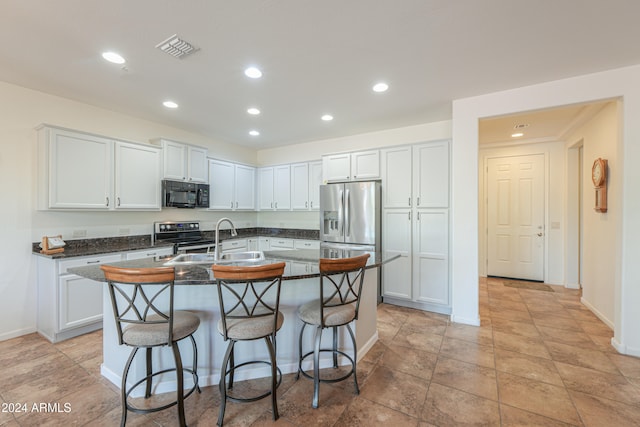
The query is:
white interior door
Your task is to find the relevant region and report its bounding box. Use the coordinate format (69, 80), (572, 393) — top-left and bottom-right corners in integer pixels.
(487, 154), (545, 281)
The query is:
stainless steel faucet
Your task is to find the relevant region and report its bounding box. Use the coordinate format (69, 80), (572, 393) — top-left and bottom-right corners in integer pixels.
(214, 218), (238, 260)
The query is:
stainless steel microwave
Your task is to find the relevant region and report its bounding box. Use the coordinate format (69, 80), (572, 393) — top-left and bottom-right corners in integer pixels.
(162, 180), (209, 208)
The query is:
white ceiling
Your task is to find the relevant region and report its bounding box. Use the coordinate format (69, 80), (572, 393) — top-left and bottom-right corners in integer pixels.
(2, 1), (640, 149)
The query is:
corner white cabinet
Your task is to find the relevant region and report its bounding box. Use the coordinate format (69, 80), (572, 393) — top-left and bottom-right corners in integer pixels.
(381, 141), (450, 314)
(322, 150), (379, 182)
(209, 159), (256, 210)
(37, 253), (120, 343)
(291, 161), (322, 210)
(158, 139), (208, 183)
(37, 125), (161, 211)
(36, 247), (173, 343)
(258, 165), (291, 210)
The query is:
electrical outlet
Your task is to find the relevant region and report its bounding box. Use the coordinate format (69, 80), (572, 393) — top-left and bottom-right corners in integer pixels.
(119, 228), (130, 235)
(72, 229), (87, 238)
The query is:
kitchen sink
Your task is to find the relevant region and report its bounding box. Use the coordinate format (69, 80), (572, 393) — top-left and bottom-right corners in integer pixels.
(164, 251), (265, 265)
(218, 251), (265, 262)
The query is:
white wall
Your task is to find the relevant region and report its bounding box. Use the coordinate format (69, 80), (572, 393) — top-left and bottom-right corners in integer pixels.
(478, 141), (566, 285)
(565, 102), (620, 326)
(452, 64), (640, 356)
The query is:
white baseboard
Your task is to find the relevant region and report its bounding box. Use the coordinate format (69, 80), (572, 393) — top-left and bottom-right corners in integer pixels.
(580, 297), (614, 329)
(0, 326), (36, 342)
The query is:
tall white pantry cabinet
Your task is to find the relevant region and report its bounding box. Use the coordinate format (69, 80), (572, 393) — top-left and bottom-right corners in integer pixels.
(381, 141), (451, 314)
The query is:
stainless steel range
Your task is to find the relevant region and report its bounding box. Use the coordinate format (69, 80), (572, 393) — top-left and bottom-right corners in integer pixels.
(153, 221), (216, 254)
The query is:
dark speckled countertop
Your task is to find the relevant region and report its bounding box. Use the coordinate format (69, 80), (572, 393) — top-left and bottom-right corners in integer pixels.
(32, 228), (319, 259)
(68, 249), (397, 283)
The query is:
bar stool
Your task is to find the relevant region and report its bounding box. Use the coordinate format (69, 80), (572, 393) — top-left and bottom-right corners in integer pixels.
(212, 262), (286, 426)
(101, 265), (201, 427)
(296, 253), (369, 408)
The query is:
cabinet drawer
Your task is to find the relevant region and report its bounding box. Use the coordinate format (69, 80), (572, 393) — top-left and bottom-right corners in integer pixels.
(270, 238), (294, 249)
(59, 254), (123, 275)
(221, 239), (248, 251)
(125, 247), (174, 260)
(294, 240), (320, 250)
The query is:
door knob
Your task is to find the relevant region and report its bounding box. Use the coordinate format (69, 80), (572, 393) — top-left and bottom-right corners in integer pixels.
(537, 232), (543, 237)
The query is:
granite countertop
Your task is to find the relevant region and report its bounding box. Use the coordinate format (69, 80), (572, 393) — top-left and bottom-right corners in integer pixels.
(32, 228), (320, 259)
(68, 249), (398, 283)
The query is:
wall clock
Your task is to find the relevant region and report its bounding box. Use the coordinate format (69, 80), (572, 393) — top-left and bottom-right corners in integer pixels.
(592, 158), (607, 212)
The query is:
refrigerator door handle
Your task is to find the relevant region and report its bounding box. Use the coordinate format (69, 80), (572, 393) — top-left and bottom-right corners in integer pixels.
(338, 189), (344, 237)
(345, 188), (350, 237)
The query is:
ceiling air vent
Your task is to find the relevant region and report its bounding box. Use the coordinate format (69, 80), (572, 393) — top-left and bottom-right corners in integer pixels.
(155, 34), (199, 59)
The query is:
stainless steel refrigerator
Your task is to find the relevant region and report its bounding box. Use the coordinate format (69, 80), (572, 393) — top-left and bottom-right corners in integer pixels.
(319, 181), (381, 252)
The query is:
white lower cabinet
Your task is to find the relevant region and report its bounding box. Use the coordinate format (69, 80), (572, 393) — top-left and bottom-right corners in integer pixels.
(382, 208), (450, 313)
(36, 246), (173, 343)
(37, 253), (121, 343)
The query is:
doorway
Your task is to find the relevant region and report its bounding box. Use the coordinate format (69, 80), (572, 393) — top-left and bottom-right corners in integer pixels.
(486, 154), (545, 281)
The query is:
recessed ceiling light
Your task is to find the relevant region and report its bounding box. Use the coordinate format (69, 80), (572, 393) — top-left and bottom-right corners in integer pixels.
(321, 114), (334, 121)
(249, 130), (260, 136)
(102, 51), (125, 64)
(511, 132), (524, 138)
(244, 67), (262, 79)
(247, 107), (260, 115)
(372, 82), (389, 93)
(163, 101), (179, 109)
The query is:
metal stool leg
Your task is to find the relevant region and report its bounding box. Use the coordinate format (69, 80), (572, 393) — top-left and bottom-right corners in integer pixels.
(218, 340), (235, 427)
(189, 335), (201, 394)
(296, 323), (307, 380)
(121, 347), (138, 427)
(265, 335), (279, 420)
(312, 326), (322, 409)
(144, 347), (153, 398)
(346, 324), (359, 394)
(171, 342), (187, 427)
(332, 326), (338, 368)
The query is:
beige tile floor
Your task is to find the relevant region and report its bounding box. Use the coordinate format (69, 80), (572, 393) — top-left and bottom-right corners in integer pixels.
(2, 277), (640, 426)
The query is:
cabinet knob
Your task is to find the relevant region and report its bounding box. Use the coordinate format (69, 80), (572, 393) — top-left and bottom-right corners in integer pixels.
(117, 197), (121, 207)
(106, 197), (109, 207)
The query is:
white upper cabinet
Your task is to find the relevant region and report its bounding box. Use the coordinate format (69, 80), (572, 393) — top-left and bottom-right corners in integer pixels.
(234, 164), (256, 210)
(291, 161), (323, 210)
(208, 159), (235, 209)
(38, 125), (161, 211)
(308, 161), (323, 210)
(413, 141), (449, 208)
(351, 150), (380, 180)
(158, 139), (208, 183)
(291, 162), (310, 210)
(381, 146), (412, 208)
(39, 127), (113, 210)
(208, 159), (256, 210)
(259, 165), (291, 210)
(114, 141), (161, 209)
(258, 167), (275, 210)
(322, 150), (379, 182)
(323, 153), (351, 182)
(273, 165), (291, 210)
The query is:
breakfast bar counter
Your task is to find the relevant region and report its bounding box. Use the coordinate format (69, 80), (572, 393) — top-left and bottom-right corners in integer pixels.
(69, 249), (397, 394)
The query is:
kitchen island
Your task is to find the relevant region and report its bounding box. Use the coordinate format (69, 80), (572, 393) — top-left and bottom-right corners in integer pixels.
(69, 249), (397, 395)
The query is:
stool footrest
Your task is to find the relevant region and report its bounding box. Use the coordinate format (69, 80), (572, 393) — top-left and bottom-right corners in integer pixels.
(298, 349), (355, 384)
